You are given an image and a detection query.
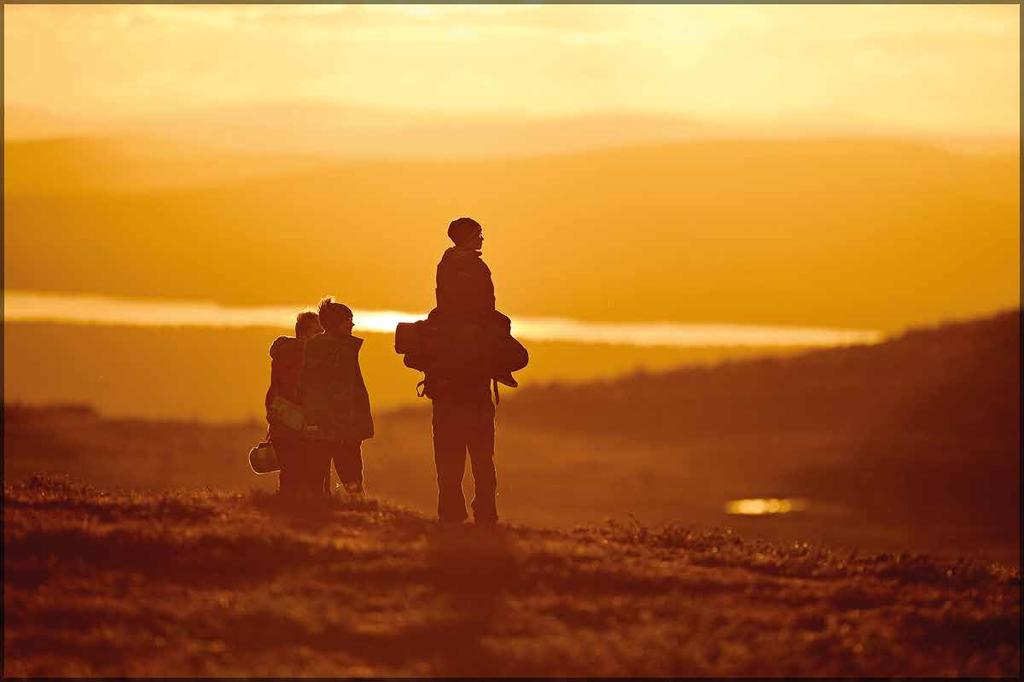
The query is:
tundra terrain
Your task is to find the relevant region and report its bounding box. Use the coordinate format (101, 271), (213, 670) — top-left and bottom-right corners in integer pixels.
(4, 476), (1019, 677)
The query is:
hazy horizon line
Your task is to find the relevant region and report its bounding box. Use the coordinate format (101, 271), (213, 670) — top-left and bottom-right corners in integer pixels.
(4, 290), (885, 349)
(5, 101), (1018, 147)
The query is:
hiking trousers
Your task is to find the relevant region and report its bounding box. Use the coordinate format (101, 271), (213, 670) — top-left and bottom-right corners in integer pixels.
(273, 435), (305, 499)
(329, 439), (364, 493)
(296, 439), (334, 499)
(304, 439), (364, 493)
(431, 397), (497, 523)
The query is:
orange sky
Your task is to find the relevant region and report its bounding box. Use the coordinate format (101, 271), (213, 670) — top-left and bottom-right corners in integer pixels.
(2, 4), (1020, 421)
(3, 3), (1020, 334)
(4, 4), (1020, 138)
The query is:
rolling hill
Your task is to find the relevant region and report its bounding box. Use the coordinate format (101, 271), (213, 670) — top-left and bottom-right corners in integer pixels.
(2, 136), (328, 194)
(492, 309), (1021, 550)
(5, 309), (1019, 563)
(4, 135), (1018, 330)
(4, 104), (717, 159)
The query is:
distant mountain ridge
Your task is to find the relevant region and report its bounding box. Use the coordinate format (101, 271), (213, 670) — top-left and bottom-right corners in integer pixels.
(4, 134), (1018, 330)
(6, 103), (1017, 159)
(3, 136), (328, 194)
(4, 104), (716, 159)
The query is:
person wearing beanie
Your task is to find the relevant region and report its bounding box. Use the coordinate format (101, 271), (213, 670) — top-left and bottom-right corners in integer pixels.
(435, 217), (496, 321)
(428, 217), (499, 525)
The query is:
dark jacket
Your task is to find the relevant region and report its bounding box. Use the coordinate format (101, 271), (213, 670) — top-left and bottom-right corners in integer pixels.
(435, 246), (496, 322)
(265, 335), (306, 440)
(299, 332), (374, 442)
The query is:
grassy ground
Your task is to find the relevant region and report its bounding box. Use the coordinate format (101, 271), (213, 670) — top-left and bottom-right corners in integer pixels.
(4, 475), (1019, 677)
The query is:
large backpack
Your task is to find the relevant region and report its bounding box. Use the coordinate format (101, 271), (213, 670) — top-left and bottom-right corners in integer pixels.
(395, 309), (528, 398)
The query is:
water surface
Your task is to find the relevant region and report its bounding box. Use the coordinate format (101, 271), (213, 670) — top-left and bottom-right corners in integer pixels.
(4, 290), (884, 348)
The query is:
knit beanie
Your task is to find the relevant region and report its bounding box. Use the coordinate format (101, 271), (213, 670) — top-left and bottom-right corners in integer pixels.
(447, 217), (482, 245)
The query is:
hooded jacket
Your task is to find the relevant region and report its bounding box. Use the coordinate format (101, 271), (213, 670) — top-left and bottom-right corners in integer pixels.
(298, 332), (374, 442)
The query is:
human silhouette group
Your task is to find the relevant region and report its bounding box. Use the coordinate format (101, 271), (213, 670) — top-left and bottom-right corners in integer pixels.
(260, 217), (524, 526)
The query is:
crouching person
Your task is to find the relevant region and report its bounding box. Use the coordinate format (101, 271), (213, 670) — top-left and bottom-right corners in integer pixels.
(299, 297), (374, 498)
(266, 310), (322, 499)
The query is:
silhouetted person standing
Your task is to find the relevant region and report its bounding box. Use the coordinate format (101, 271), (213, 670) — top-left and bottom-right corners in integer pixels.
(428, 217), (499, 525)
(436, 217), (495, 321)
(265, 310), (322, 499)
(299, 297), (374, 498)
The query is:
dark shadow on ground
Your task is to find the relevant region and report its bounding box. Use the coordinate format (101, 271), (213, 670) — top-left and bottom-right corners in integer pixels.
(421, 524), (521, 674)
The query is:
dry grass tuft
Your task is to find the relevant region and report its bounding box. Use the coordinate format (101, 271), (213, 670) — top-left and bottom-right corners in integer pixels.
(4, 475), (1018, 677)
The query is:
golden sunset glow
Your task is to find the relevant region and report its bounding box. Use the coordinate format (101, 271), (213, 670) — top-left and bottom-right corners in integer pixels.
(4, 5), (1019, 138)
(2, 7), (1021, 677)
(3, 4), (1020, 417)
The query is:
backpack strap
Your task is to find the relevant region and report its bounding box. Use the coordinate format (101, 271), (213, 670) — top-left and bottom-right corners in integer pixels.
(492, 378), (500, 405)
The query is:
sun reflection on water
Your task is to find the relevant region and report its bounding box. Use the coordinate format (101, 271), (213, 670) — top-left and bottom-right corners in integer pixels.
(725, 498), (809, 515)
(3, 290), (884, 349)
